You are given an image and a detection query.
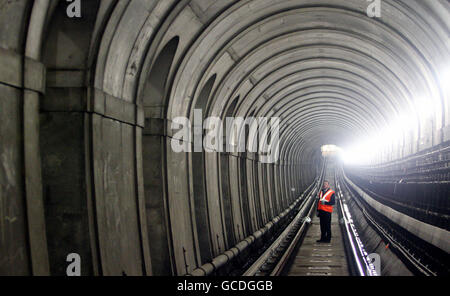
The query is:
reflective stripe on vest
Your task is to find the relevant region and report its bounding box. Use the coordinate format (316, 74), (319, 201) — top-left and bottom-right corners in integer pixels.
(318, 189), (334, 213)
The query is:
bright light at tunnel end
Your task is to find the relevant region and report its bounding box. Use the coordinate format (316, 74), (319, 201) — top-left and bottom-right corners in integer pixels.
(321, 145), (363, 165)
(340, 95), (446, 165)
(340, 60), (450, 166)
(321, 145), (343, 157)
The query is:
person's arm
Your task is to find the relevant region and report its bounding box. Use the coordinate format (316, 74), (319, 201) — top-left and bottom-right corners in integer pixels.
(324, 193), (335, 206)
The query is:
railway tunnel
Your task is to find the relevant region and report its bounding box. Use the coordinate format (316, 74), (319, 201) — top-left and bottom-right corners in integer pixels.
(0, 0), (449, 277)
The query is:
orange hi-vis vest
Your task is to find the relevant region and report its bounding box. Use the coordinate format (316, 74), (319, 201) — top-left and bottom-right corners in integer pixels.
(318, 189), (335, 213)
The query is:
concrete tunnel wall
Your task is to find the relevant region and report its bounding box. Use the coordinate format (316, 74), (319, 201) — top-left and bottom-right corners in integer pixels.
(0, 0), (448, 275)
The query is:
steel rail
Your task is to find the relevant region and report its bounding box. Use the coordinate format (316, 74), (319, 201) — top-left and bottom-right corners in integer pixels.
(242, 159), (373, 277)
(269, 196), (316, 276)
(339, 169), (438, 276)
(241, 161), (327, 276)
(188, 165), (323, 276)
(242, 175), (322, 276)
(334, 168), (377, 276)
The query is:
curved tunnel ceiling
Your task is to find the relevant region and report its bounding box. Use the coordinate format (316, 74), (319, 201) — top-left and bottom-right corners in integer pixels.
(135, 0), (448, 165)
(94, 0), (450, 164)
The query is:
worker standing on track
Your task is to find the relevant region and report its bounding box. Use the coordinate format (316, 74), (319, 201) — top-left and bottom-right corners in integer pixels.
(316, 180), (336, 243)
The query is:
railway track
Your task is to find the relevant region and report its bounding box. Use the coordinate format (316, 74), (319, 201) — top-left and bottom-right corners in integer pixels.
(242, 159), (375, 276)
(241, 162), (326, 276)
(242, 158), (448, 276)
(339, 169), (450, 276)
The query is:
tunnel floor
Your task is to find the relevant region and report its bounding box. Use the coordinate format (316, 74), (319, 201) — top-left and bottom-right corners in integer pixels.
(287, 162), (349, 276)
(286, 213), (348, 276)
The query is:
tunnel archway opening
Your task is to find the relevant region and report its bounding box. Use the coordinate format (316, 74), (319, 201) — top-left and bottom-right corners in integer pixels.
(219, 96), (240, 247)
(141, 36), (180, 275)
(39, 0), (101, 276)
(243, 109), (260, 234)
(190, 74), (217, 264)
(321, 144), (343, 158)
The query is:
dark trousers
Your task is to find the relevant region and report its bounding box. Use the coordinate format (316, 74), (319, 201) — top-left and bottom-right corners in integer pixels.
(318, 210), (332, 241)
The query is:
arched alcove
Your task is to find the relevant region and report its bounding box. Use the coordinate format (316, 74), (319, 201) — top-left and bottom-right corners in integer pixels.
(40, 0), (101, 275)
(141, 36), (179, 275)
(219, 96), (239, 247)
(190, 74), (217, 262)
